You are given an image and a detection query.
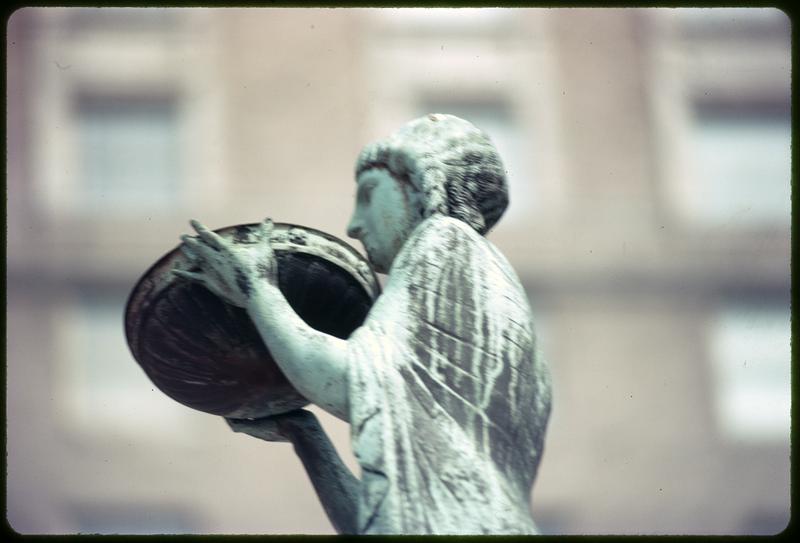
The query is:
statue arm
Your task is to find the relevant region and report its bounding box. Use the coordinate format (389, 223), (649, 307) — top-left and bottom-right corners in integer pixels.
(175, 219), (351, 421)
(246, 281), (350, 421)
(228, 411), (360, 534)
(284, 413), (360, 534)
(178, 220), (360, 531)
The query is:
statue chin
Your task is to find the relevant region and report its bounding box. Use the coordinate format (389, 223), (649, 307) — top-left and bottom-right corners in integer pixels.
(364, 249), (388, 274)
(370, 261), (388, 274)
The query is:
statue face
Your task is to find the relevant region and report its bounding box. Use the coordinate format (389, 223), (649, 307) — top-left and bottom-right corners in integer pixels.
(347, 168), (420, 274)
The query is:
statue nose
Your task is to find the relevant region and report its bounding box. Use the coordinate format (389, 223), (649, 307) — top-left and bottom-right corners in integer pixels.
(347, 219), (362, 240)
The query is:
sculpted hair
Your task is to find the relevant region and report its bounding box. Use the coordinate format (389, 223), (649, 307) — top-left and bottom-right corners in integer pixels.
(356, 114), (509, 235)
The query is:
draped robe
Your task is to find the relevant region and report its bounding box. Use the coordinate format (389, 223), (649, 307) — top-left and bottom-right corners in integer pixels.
(347, 214), (552, 534)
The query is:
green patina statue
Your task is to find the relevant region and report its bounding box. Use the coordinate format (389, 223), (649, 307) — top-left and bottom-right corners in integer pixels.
(176, 114), (552, 535)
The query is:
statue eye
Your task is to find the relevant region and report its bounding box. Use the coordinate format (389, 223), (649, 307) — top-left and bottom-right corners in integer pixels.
(357, 184), (373, 205)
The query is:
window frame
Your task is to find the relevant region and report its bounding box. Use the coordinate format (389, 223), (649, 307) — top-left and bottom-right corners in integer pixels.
(29, 8), (227, 221)
(643, 8), (791, 234)
(706, 299), (791, 444)
(51, 285), (201, 442)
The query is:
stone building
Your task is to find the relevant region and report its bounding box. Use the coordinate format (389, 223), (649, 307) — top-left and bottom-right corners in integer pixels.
(7, 7), (790, 534)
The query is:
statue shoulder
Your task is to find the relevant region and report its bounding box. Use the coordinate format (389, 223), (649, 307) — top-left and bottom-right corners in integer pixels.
(418, 214), (480, 241)
(400, 214), (484, 263)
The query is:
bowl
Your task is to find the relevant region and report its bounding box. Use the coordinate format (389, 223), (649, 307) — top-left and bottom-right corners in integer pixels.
(125, 222), (380, 419)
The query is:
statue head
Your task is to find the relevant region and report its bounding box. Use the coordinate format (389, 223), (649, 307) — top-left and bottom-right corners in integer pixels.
(347, 167), (421, 273)
(348, 114), (509, 272)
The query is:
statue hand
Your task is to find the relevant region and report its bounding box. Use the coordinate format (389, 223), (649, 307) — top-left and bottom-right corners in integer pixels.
(226, 409), (319, 443)
(173, 218), (277, 308)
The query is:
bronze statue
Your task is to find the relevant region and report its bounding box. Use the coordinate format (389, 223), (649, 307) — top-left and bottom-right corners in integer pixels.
(175, 114), (552, 534)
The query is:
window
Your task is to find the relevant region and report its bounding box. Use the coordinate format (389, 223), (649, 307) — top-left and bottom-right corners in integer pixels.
(683, 102), (790, 227)
(708, 302), (790, 443)
(74, 94), (181, 215)
(30, 8), (225, 219)
(647, 8), (791, 230)
(56, 289), (193, 437)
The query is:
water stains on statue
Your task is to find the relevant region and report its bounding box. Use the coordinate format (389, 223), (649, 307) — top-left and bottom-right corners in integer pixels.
(178, 113), (551, 535)
(343, 114), (551, 534)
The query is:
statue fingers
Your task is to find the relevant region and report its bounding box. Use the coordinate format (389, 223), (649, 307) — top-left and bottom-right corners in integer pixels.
(190, 219), (226, 251)
(225, 417), (248, 432)
(226, 417), (289, 442)
(180, 234), (204, 257)
(172, 269), (205, 284)
(178, 238), (210, 272)
(259, 218), (274, 243)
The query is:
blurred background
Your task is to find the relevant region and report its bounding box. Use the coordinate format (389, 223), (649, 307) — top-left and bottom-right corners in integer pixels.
(6, 7), (791, 535)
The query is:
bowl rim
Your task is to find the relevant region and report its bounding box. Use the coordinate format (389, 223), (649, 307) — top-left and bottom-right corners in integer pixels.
(124, 221), (381, 364)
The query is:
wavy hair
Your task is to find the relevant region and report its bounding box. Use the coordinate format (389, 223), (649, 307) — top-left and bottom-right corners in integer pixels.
(355, 113), (509, 235)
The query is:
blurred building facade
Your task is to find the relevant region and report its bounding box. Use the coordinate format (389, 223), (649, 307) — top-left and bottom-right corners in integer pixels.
(6, 8), (791, 535)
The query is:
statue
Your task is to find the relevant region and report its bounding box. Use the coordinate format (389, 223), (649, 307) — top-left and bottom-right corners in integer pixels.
(174, 114), (552, 535)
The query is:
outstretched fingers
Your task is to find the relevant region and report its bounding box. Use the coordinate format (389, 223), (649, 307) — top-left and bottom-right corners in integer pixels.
(190, 219), (226, 251)
(176, 232), (209, 283)
(180, 234), (202, 255)
(172, 269), (205, 283)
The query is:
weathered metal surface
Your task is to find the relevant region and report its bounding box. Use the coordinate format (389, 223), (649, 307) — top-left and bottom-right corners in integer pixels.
(347, 214), (551, 534)
(342, 114), (552, 534)
(125, 223), (380, 419)
(153, 113), (551, 536)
